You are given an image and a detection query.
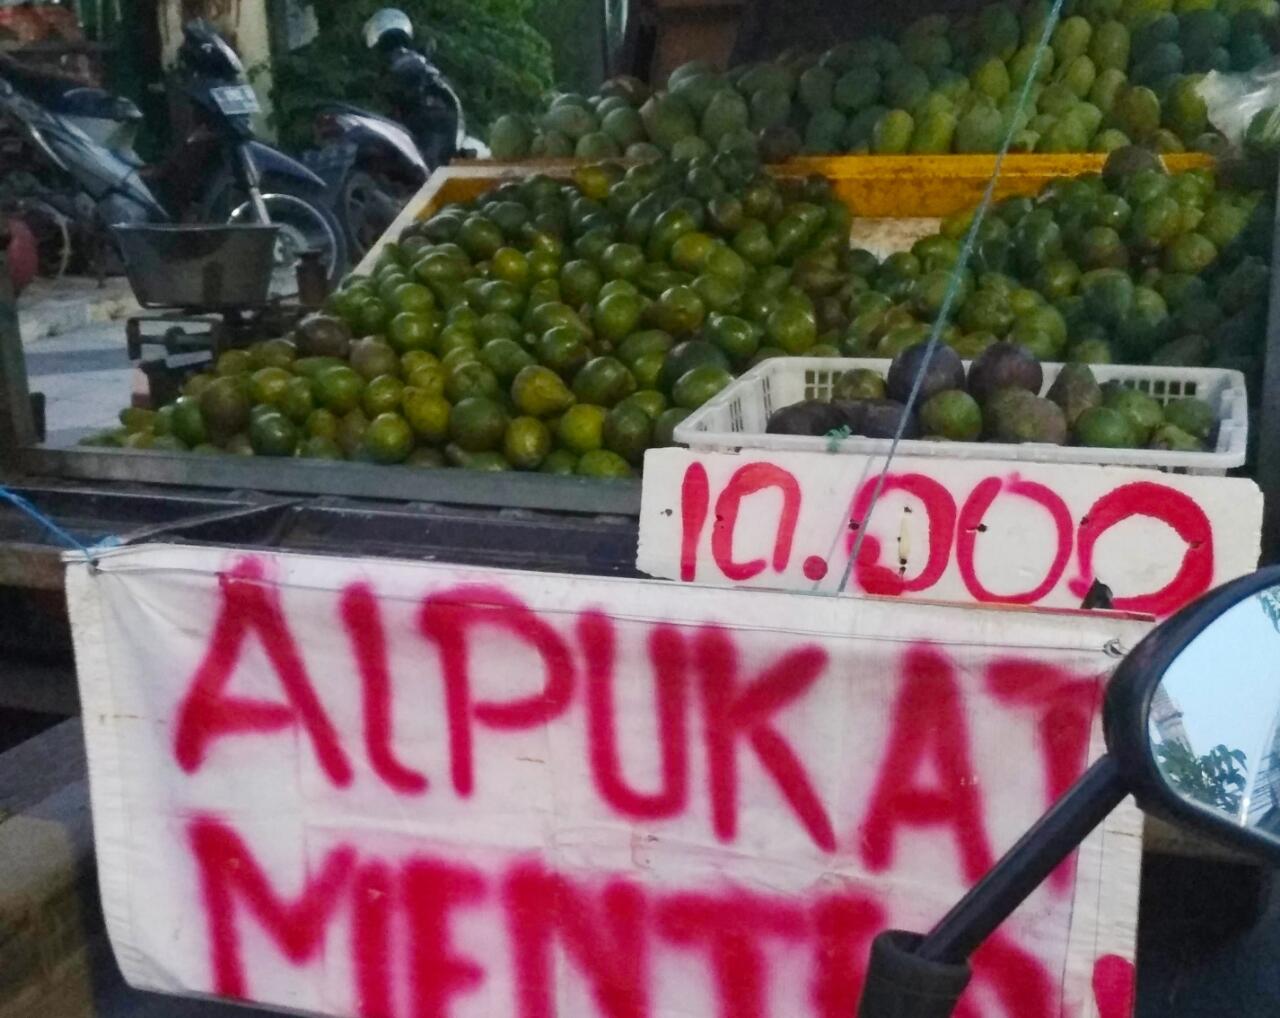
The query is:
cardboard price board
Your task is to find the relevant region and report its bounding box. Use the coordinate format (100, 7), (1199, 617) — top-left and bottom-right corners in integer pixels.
(68, 545), (1152, 1018)
(638, 448), (1263, 617)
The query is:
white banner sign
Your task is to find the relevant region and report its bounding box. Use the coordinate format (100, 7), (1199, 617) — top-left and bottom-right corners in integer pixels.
(638, 449), (1263, 617)
(69, 546), (1153, 1018)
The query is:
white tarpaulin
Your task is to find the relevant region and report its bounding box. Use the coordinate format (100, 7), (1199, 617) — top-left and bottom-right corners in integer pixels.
(67, 544), (1153, 1018)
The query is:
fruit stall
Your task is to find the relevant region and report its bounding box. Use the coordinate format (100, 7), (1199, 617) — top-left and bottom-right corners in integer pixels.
(5, 0), (1280, 1014)
(2, 141), (1277, 708)
(0, 140), (1268, 1018)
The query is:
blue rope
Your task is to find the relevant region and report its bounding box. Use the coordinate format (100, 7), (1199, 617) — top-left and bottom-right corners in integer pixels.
(0, 484), (117, 562)
(834, 0), (1068, 596)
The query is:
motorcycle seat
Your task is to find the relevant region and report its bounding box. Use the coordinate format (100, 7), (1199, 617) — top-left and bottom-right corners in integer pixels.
(58, 88), (142, 122)
(0, 53), (86, 103)
(0, 54), (140, 122)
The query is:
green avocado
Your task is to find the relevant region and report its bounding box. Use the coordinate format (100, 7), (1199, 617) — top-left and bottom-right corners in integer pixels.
(1103, 384), (1165, 443)
(1074, 406), (1139, 448)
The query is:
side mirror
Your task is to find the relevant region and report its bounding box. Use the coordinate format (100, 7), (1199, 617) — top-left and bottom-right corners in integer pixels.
(858, 566), (1280, 1018)
(1108, 568), (1280, 859)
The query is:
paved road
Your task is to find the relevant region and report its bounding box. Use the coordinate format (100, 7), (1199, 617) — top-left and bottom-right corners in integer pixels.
(21, 322), (134, 447)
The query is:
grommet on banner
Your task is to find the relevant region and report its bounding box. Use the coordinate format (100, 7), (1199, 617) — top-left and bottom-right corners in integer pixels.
(0, 484), (119, 572)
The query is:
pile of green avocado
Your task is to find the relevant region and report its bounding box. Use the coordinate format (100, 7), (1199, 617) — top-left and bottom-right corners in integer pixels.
(90, 151), (853, 473)
(90, 145), (1260, 471)
(767, 340), (1220, 450)
(841, 148), (1271, 375)
(489, 0), (1277, 160)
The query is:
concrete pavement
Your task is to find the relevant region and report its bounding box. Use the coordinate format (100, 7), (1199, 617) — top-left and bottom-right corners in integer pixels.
(18, 278), (138, 346)
(21, 323), (133, 447)
(11, 274), (138, 446)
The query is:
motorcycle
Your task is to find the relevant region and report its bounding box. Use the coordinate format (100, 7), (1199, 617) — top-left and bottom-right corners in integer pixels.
(307, 7), (489, 260)
(857, 565), (1280, 1016)
(0, 20), (347, 296)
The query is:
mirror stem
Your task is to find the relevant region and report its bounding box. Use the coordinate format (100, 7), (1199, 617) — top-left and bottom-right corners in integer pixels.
(917, 755), (1127, 964)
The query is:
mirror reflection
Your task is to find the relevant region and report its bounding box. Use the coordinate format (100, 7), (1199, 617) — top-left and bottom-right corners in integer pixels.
(1150, 584), (1280, 841)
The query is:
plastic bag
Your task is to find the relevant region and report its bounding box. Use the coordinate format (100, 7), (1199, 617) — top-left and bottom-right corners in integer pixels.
(1197, 57), (1280, 147)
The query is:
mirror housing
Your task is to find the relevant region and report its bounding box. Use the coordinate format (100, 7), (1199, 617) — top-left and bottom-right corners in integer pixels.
(1105, 565), (1280, 866)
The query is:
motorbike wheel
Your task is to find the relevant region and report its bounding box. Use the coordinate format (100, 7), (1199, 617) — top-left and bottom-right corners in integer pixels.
(203, 173), (349, 299)
(339, 170), (407, 263)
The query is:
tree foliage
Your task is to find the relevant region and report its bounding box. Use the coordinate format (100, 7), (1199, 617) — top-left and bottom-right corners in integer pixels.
(1260, 589), (1280, 634)
(528, 0), (603, 94)
(271, 0), (553, 150)
(1156, 741), (1248, 816)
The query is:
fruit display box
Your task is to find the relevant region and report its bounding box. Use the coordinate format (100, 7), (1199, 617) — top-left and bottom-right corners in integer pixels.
(361, 152), (1215, 274)
(675, 356), (1248, 475)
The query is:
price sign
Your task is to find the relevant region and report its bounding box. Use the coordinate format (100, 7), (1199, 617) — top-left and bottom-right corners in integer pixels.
(638, 448), (1263, 617)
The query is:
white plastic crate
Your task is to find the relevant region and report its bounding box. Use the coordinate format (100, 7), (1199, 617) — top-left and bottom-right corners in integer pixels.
(674, 357), (1249, 476)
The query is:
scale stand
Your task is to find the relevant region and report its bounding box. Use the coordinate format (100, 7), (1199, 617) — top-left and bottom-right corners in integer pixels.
(125, 251), (329, 409)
